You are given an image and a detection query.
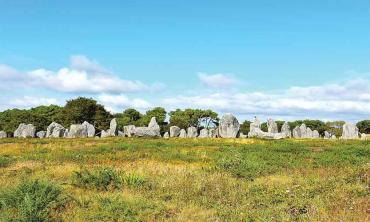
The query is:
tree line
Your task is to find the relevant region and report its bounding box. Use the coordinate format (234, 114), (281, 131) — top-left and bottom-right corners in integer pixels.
(0, 97), (369, 136)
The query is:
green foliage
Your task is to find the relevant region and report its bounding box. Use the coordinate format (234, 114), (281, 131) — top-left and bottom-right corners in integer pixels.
(169, 108), (218, 129)
(123, 173), (147, 188)
(71, 168), (121, 191)
(0, 180), (68, 222)
(288, 119), (326, 134)
(60, 97), (112, 131)
(0, 156), (13, 168)
(240, 120), (251, 134)
(356, 120), (370, 134)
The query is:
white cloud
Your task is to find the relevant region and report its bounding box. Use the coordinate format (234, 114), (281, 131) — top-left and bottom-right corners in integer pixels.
(162, 78), (370, 121)
(198, 72), (237, 88)
(0, 55), (164, 94)
(97, 94), (152, 113)
(7, 96), (60, 109)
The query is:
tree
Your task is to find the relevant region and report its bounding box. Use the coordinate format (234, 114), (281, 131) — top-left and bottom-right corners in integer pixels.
(356, 120), (370, 134)
(115, 108), (143, 131)
(240, 120), (251, 134)
(60, 97), (112, 131)
(169, 109), (218, 129)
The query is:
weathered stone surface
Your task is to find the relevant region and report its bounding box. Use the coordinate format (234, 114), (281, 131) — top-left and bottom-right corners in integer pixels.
(324, 131), (331, 139)
(0, 131), (7, 138)
(68, 124), (88, 138)
(361, 133), (367, 140)
(239, 132), (247, 138)
(134, 127), (161, 137)
(218, 114), (240, 138)
(82, 121), (95, 137)
(14, 123), (36, 138)
(133, 117), (161, 137)
(46, 122), (65, 138)
(101, 130), (110, 138)
(109, 118), (118, 136)
(198, 128), (209, 138)
(36, 131), (46, 138)
(331, 135), (336, 139)
(248, 117), (263, 138)
(169, 126), (181, 137)
(64, 129), (69, 138)
(305, 127), (313, 138)
(163, 132), (169, 138)
(340, 123), (359, 139)
(292, 126), (300, 138)
(281, 122), (291, 138)
(179, 129), (187, 138)
(209, 128), (218, 138)
(312, 130), (320, 138)
(123, 125), (136, 137)
(187, 126), (198, 138)
(147, 117), (161, 136)
(118, 131), (125, 137)
(299, 124), (307, 138)
(267, 118), (278, 133)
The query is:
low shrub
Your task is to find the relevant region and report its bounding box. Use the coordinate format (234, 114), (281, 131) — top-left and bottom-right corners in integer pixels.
(123, 173), (146, 188)
(0, 180), (68, 222)
(71, 168), (121, 191)
(0, 156), (12, 168)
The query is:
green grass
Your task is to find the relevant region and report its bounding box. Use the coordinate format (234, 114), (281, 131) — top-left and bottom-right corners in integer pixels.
(0, 137), (368, 221)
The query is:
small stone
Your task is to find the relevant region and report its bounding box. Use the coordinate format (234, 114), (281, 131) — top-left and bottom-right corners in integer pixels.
(36, 131), (46, 138)
(123, 125), (136, 137)
(198, 128), (209, 138)
(163, 132), (169, 138)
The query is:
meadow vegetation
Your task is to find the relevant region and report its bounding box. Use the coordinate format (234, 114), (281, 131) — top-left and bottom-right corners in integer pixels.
(0, 137), (368, 221)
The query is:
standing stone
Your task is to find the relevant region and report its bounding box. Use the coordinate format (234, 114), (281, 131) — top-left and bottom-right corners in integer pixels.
(179, 129), (187, 138)
(292, 126), (300, 138)
(63, 129), (69, 138)
(148, 117), (161, 137)
(281, 122), (291, 138)
(123, 125), (136, 137)
(299, 124), (308, 138)
(82, 121), (95, 137)
(109, 118), (118, 136)
(324, 131), (331, 139)
(248, 117), (264, 138)
(267, 118), (278, 133)
(68, 124), (88, 138)
(14, 123), (36, 138)
(361, 133), (367, 140)
(341, 123), (359, 139)
(312, 130), (320, 138)
(46, 122), (66, 138)
(0, 131), (7, 138)
(118, 131), (125, 136)
(163, 132), (169, 139)
(199, 128), (209, 138)
(187, 126), (198, 138)
(101, 130), (110, 138)
(306, 127), (313, 138)
(331, 135), (337, 139)
(36, 131), (46, 138)
(218, 114), (240, 138)
(169, 126), (181, 137)
(133, 117), (161, 137)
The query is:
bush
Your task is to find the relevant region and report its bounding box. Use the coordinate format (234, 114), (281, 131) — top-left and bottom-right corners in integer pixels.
(0, 156), (12, 168)
(71, 168), (121, 191)
(0, 180), (68, 222)
(123, 173), (146, 188)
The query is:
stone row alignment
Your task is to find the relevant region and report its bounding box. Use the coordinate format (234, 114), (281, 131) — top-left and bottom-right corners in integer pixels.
(0, 114), (366, 140)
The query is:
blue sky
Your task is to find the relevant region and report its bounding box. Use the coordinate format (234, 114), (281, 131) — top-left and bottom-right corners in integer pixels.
(0, 0), (369, 122)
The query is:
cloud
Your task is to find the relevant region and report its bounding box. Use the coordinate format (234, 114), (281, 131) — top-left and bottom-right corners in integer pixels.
(97, 94), (152, 113)
(198, 72), (237, 88)
(162, 78), (370, 121)
(4, 96), (60, 109)
(0, 55), (164, 94)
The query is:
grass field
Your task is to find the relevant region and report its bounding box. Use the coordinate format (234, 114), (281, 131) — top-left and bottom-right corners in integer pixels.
(0, 138), (369, 221)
